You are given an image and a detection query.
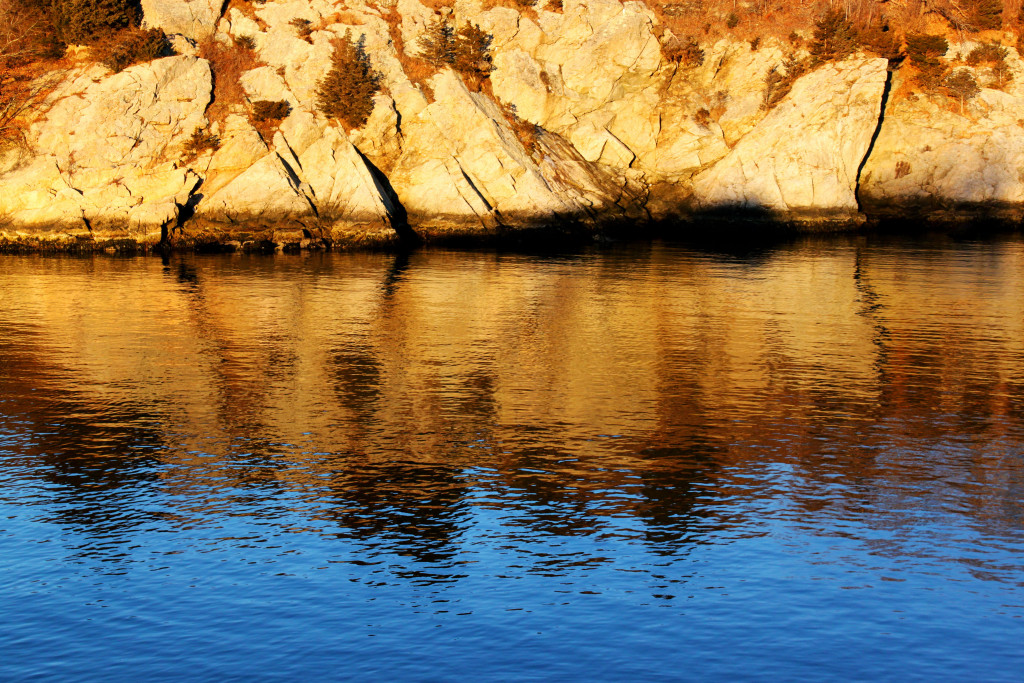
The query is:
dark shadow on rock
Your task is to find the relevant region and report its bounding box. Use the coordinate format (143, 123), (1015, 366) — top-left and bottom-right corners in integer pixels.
(864, 201), (1024, 238)
(353, 149), (420, 246)
(643, 204), (863, 258)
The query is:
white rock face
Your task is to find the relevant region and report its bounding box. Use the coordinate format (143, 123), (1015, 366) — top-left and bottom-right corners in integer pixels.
(692, 58), (888, 216)
(278, 113), (400, 231)
(0, 56), (212, 238)
(860, 61), (1024, 208)
(387, 70), (637, 228)
(141, 0), (226, 41)
(195, 152), (313, 222)
(389, 70), (565, 226)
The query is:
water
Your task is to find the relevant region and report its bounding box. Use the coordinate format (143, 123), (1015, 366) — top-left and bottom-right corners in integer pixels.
(1, 235), (1022, 681)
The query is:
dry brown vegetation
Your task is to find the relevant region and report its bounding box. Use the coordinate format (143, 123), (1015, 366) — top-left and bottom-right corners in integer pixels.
(96, 26), (172, 73)
(649, 0), (1023, 43)
(418, 17), (494, 90)
(381, 4), (438, 100)
(1, 0), (66, 147)
(181, 127), (220, 161)
(199, 38), (260, 125)
(647, 0), (1024, 112)
(249, 99), (290, 141)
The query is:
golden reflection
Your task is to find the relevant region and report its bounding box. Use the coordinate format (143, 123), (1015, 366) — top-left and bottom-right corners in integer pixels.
(1, 238), (1023, 563)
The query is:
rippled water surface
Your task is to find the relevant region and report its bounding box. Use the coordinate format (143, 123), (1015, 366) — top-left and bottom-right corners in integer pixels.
(2, 235), (1023, 680)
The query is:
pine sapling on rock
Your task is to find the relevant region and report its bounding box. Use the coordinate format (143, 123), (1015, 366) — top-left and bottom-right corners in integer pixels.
(944, 68), (980, 114)
(315, 31), (380, 130)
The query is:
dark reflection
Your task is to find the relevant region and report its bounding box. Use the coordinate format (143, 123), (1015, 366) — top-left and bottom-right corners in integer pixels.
(0, 337), (167, 556)
(329, 344), (382, 423)
(317, 461), (470, 571)
(381, 250), (411, 298)
(634, 442), (726, 553)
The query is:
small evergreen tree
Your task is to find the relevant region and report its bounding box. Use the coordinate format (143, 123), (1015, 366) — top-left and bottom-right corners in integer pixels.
(969, 0), (1003, 31)
(906, 33), (949, 90)
(419, 18), (455, 67)
(810, 9), (858, 63)
(944, 68), (980, 114)
(453, 22), (492, 78)
(418, 18), (493, 86)
(315, 31), (380, 129)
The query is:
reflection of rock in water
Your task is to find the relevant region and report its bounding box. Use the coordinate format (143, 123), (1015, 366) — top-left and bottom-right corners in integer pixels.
(0, 336), (166, 551)
(1, 240), (1023, 578)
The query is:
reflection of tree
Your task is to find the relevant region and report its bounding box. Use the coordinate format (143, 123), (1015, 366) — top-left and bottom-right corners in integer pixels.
(166, 256), (275, 436)
(315, 461), (470, 570)
(4, 240), (1024, 585)
(0, 338), (166, 553)
(633, 442), (723, 553)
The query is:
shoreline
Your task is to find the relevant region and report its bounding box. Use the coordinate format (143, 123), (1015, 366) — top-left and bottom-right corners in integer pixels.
(2, 208), (1021, 255)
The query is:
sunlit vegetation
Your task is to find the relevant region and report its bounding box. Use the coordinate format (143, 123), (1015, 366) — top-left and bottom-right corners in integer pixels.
(98, 26), (172, 73)
(944, 67), (980, 112)
(906, 33), (950, 90)
(251, 99), (290, 121)
(250, 99), (291, 140)
(663, 34), (704, 66)
(3, 0), (1024, 148)
(199, 37), (260, 124)
(419, 17), (494, 87)
(316, 31), (380, 129)
(181, 127), (220, 161)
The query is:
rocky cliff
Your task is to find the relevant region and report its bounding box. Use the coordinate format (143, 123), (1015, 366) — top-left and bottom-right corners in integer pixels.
(1, 0), (1021, 251)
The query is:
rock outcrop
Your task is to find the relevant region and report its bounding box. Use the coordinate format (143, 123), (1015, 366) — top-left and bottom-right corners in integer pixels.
(141, 0), (227, 41)
(691, 58), (887, 221)
(860, 51), (1024, 215)
(1, 56), (211, 243)
(3, 0), (1024, 251)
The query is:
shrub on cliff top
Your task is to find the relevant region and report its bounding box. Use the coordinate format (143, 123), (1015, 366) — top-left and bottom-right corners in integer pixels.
(906, 33), (949, 90)
(51, 0), (137, 45)
(316, 31), (380, 129)
(98, 27), (172, 72)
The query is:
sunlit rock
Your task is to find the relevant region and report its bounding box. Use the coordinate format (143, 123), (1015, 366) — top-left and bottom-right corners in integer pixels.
(141, 0), (227, 41)
(860, 59), (1024, 211)
(691, 58), (887, 218)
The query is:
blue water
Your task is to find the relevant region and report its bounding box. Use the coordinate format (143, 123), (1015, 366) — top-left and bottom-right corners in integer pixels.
(1, 237), (1022, 680)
